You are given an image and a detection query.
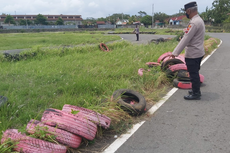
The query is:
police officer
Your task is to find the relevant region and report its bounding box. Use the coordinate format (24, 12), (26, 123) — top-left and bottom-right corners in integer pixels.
(133, 25), (140, 41)
(170, 1), (205, 100)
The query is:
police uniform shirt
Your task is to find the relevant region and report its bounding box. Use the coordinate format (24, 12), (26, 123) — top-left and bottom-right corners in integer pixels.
(172, 14), (205, 58)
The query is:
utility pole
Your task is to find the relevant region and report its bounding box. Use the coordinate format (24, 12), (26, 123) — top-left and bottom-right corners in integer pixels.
(152, 4), (154, 28)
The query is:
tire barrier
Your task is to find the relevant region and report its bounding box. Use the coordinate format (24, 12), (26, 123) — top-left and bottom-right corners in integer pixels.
(161, 58), (184, 71)
(62, 104), (111, 129)
(0, 96), (8, 108)
(26, 119), (82, 148)
(173, 74), (204, 89)
(99, 43), (109, 52)
(165, 63), (187, 77)
(162, 55), (185, 63)
(1, 129), (67, 153)
(157, 52), (172, 63)
(112, 89), (146, 116)
(177, 70), (190, 81)
(41, 108), (97, 140)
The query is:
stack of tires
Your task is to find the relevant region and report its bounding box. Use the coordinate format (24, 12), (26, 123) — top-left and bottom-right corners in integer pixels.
(1, 105), (111, 153)
(147, 52), (205, 89)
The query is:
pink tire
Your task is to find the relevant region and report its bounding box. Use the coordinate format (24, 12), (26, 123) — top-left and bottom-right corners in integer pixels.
(157, 52), (172, 63)
(138, 68), (144, 76)
(162, 55), (185, 63)
(145, 62), (161, 68)
(1, 129), (67, 153)
(27, 119), (82, 148)
(166, 63), (188, 77)
(41, 108), (97, 140)
(62, 104), (111, 129)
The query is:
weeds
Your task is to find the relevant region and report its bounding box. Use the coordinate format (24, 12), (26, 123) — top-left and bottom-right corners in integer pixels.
(0, 138), (19, 153)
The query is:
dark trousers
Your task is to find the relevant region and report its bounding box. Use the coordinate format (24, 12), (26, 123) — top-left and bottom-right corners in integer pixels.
(136, 34), (139, 41)
(185, 56), (204, 93)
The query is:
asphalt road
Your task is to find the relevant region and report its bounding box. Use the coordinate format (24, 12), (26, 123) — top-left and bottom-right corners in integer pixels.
(115, 33), (230, 153)
(117, 34), (176, 45)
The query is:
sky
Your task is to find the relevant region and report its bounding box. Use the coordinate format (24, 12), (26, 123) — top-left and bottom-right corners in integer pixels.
(1, 0), (213, 19)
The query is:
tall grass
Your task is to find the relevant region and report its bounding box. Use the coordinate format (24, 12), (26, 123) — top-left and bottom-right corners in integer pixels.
(0, 39), (177, 137)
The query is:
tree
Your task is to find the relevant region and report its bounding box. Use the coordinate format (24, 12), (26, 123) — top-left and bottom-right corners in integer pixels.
(211, 0), (230, 24)
(97, 17), (106, 22)
(19, 19), (26, 25)
(56, 17), (64, 25)
(154, 12), (169, 23)
(138, 11), (147, 17)
(4, 15), (15, 25)
(27, 20), (33, 25)
(140, 15), (152, 25)
(108, 13), (130, 24)
(200, 6), (213, 23)
(34, 14), (47, 25)
(128, 15), (137, 24)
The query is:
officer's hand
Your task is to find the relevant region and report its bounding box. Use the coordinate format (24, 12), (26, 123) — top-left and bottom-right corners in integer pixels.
(169, 55), (175, 59)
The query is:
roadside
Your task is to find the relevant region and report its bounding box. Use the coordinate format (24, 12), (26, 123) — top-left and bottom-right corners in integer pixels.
(73, 34), (221, 153)
(0, 33), (220, 153)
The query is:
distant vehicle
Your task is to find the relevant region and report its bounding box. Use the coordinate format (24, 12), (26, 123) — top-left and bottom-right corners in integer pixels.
(0, 26), (3, 29)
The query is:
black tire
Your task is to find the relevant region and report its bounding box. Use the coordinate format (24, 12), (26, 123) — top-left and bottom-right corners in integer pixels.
(0, 96), (8, 108)
(112, 89), (146, 116)
(177, 70), (190, 81)
(161, 59), (184, 71)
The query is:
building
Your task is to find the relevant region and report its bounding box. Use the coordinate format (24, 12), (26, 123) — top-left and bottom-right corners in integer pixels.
(96, 21), (106, 25)
(168, 15), (186, 25)
(0, 14), (83, 25)
(116, 19), (129, 25)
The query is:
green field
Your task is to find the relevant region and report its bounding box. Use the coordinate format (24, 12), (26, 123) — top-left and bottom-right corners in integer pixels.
(0, 30), (220, 152)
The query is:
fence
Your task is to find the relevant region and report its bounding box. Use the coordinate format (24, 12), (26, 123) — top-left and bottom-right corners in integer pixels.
(2, 25), (77, 30)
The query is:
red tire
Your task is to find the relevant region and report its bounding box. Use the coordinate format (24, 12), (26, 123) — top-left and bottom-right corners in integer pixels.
(173, 79), (192, 89)
(177, 71), (205, 83)
(41, 108), (97, 140)
(100, 43), (109, 51)
(157, 52), (172, 63)
(1, 129), (67, 153)
(27, 119), (82, 148)
(173, 74), (204, 89)
(62, 104), (111, 129)
(165, 63), (187, 77)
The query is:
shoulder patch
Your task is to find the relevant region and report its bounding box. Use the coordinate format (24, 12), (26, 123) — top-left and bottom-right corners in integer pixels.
(184, 24), (192, 34)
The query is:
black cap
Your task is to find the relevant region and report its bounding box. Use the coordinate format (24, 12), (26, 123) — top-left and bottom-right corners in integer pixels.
(184, 1), (197, 11)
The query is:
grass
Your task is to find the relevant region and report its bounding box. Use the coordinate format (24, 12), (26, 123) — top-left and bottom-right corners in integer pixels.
(0, 31), (120, 51)
(0, 31), (220, 152)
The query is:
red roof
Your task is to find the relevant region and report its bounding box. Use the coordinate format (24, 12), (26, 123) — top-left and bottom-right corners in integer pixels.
(170, 15), (186, 21)
(96, 21), (105, 25)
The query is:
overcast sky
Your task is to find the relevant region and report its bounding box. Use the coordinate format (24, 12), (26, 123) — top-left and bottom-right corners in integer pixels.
(1, 0), (213, 19)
